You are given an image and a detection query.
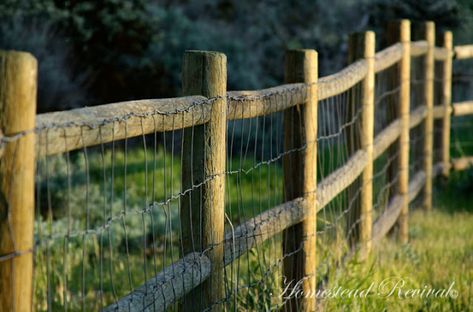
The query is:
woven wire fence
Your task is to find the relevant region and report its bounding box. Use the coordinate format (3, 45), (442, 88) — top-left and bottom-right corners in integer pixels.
(2, 32), (471, 312)
(29, 71), (369, 311)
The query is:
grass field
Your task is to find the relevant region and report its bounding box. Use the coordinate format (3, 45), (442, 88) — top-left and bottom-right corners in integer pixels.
(32, 144), (473, 311)
(322, 170), (473, 311)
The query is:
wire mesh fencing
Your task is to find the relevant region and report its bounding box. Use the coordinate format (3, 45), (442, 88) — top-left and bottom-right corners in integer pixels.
(1, 21), (473, 312)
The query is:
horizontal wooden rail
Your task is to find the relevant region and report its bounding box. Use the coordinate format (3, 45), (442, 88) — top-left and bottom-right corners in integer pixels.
(113, 163), (428, 310)
(374, 43), (402, 73)
(110, 150), (368, 309)
(432, 105), (452, 119)
(318, 59), (368, 100)
(223, 198), (304, 265)
(434, 47), (449, 61)
(317, 150), (368, 209)
(408, 171), (427, 202)
(409, 105), (427, 129)
(103, 252), (211, 312)
(451, 157), (473, 171)
(411, 41), (428, 57)
(34, 62), (457, 158)
(371, 196), (402, 245)
(371, 170), (425, 245)
(454, 44), (473, 60)
(36, 96), (211, 156)
(227, 84), (306, 119)
(452, 101), (473, 116)
(34, 57), (370, 156)
(373, 119), (401, 160)
(225, 149), (369, 266)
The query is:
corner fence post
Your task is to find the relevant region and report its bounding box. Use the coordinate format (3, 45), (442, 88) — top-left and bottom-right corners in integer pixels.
(423, 22), (435, 211)
(180, 51), (227, 311)
(0, 51), (37, 312)
(347, 32), (375, 256)
(388, 20), (411, 243)
(441, 31), (453, 177)
(282, 49), (318, 311)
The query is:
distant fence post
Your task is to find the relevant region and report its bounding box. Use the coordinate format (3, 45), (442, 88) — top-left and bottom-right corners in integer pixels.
(180, 51), (227, 311)
(0, 51), (37, 312)
(423, 22), (435, 211)
(441, 31), (453, 177)
(282, 49), (318, 311)
(347, 32), (375, 256)
(387, 20), (411, 243)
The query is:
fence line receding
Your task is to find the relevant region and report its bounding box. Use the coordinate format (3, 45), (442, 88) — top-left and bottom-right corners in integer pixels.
(1, 19), (473, 312)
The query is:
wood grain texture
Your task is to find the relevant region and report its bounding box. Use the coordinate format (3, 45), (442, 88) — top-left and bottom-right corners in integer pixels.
(180, 51), (227, 311)
(398, 20), (411, 244)
(373, 119), (401, 160)
(227, 84), (306, 119)
(348, 31), (375, 256)
(282, 49), (318, 312)
(422, 22), (435, 212)
(441, 32), (453, 177)
(317, 150), (368, 210)
(387, 19), (411, 244)
(0, 50), (37, 312)
(103, 252), (211, 312)
(374, 43), (402, 73)
(36, 96), (210, 156)
(318, 59), (367, 100)
(35, 57), (367, 156)
(224, 198), (305, 265)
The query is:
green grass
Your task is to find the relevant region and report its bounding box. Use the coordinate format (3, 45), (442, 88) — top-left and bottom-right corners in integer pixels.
(33, 147), (285, 310)
(33, 146), (473, 311)
(322, 170), (473, 311)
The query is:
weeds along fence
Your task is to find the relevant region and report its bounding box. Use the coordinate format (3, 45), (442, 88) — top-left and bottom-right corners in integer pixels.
(1, 19), (473, 311)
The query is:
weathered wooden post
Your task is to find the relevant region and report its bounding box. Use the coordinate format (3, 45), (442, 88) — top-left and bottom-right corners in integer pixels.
(347, 32), (375, 256)
(180, 51), (226, 311)
(423, 22), (435, 211)
(0, 51), (37, 312)
(282, 49), (318, 311)
(387, 20), (411, 243)
(441, 31), (453, 177)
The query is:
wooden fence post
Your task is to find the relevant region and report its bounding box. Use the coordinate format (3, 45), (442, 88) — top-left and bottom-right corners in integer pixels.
(0, 51), (37, 312)
(282, 49), (318, 311)
(347, 32), (375, 256)
(423, 22), (435, 211)
(180, 51), (226, 311)
(387, 20), (411, 243)
(441, 31), (453, 177)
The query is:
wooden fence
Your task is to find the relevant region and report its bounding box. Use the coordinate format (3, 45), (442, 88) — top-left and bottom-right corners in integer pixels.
(1, 19), (473, 311)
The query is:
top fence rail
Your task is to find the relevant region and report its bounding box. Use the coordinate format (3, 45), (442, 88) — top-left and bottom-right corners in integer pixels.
(2, 19), (473, 312)
(0, 40), (431, 157)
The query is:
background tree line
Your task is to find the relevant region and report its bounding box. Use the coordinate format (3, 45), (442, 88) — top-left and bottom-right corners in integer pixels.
(0, 0), (469, 113)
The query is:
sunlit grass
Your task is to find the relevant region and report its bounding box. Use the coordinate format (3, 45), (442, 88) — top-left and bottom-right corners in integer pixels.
(322, 171), (473, 311)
